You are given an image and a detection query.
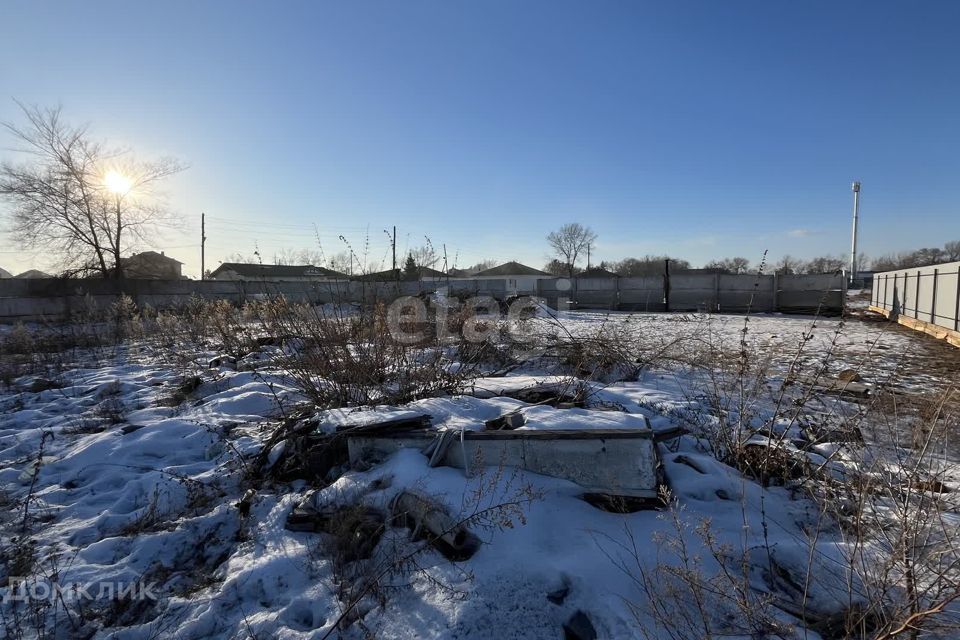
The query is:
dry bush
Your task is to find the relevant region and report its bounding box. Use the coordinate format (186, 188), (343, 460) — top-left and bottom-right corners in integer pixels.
(609, 309), (960, 639)
(245, 296), (490, 408)
(600, 494), (796, 640)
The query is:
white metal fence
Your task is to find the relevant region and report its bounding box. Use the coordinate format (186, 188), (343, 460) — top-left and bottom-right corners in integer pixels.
(871, 261), (960, 332)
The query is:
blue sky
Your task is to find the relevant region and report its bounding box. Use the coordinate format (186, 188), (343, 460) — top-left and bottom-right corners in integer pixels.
(2, 1), (959, 277)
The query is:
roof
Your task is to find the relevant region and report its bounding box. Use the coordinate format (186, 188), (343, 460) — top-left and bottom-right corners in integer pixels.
(0, 267), (11, 279)
(354, 266), (447, 281)
(472, 261), (550, 277)
(210, 263), (346, 279)
(15, 269), (52, 279)
(124, 251), (183, 265)
(579, 266), (619, 278)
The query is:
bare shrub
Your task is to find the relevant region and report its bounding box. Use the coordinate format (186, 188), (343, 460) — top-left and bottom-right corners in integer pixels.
(246, 296), (489, 408)
(607, 320), (960, 639)
(600, 493), (795, 640)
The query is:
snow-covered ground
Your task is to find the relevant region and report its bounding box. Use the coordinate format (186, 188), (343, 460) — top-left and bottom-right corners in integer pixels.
(1, 308), (958, 639)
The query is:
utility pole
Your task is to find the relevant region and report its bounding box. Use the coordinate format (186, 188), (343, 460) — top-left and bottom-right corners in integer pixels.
(392, 225), (397, 274)
(587, 243), (591, 270)
(201, 212), (206, 280)
(850, 181), (861, 284)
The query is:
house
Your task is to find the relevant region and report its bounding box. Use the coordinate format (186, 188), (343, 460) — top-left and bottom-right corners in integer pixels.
(0, 267), (12, 279)
(121, 251), (184, 279)
(471, 261), (552, 296)
(15, 269), (52, 279)
(353, 266), (447, 282)
(578, 266), (619, 278)
(209, 262), (346, 282)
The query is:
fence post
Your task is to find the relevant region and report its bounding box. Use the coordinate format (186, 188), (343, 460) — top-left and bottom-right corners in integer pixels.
(713, 272), (720, 312)
(914, 270), (921, 319)
(955, 268), (960, 332)
(931, 269), (938, 324)
(901, 273), (907, 317)
(883, 274), (888, 309)
(772, 273), (779, 312)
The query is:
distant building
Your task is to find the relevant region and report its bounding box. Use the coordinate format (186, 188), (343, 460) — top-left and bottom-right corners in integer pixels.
(210, 262), (346, 282)
(471, 261), (551, 296)
(353, 266), (447, 282)
(121, 251), (184, 279)
(0, 267), (12, 279)
(15, 269), (52, 279)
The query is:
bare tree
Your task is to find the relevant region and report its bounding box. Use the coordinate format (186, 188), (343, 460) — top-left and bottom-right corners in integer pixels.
(803, 255), (846, 274)
(944, 240), (960, 262)
(409, 242), (440, 270)
(326, 251), (353, 274)
(614, 255), (691, 277)
(774, 255), (802, 275)
(0, 103), (183, 278)
(546, 223), (597, 278)
(461, 259), (498, 274)
(222, 252), (260, 264)
(271, 248), (325, 266)
(871, 242), (958, 271)
(704, 257), (751, 275)
(543, 259), (575, 276)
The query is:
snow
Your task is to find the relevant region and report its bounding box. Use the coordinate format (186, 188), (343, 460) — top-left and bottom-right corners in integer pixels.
(1, 310), (958, 638)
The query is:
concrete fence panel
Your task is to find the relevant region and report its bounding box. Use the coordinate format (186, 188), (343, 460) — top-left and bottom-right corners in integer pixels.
(0, 268), (849, 323)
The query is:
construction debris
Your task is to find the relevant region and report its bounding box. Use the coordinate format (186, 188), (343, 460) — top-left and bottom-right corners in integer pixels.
(391, 491), (480, 561)
(483, 409), (527, 431)
(259, 413), (433, 482)
(497, 382), (588, 408)
(349, 428), (661, 499)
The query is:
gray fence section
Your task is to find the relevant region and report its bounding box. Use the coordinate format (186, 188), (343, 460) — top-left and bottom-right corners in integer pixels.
(0, 272), (846, 323)
(538, 273), (846, 314)
(0, 278), (513, 323)
(871, 261), (960, 332)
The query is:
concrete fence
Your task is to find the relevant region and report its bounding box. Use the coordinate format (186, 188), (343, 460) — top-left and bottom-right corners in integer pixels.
(0, 272), (846, 323)
(538, 272), (846, 314)
(870, 262), (960, 346)
(0, 277), (514, 323)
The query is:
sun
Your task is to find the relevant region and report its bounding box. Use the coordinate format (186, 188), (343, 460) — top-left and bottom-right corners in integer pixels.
(104, 170), (132, 195)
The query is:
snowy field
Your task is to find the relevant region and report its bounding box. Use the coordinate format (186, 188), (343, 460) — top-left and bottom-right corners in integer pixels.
(1, 303), (959, 639)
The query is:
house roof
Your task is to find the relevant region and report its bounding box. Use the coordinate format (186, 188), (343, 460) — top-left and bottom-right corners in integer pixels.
(579, 266), (619, 278)
(353, 266), (447, 281)
(472, 261), (550, 277)
(123, 251), (184, 265)
(0, 267), (11, 279)
(210, 263), (346, 279)
(15, 269), (52, 279)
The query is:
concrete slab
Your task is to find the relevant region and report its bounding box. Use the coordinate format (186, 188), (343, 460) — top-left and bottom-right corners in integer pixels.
(347, 428), (661, 498)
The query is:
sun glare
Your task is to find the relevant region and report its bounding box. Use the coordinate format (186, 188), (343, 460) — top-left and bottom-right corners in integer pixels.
(104, 170), (132, 195)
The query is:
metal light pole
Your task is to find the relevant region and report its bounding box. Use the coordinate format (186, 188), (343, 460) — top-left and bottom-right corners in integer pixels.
(850, 181), (861, 284)
(201, 212), (206, 280)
